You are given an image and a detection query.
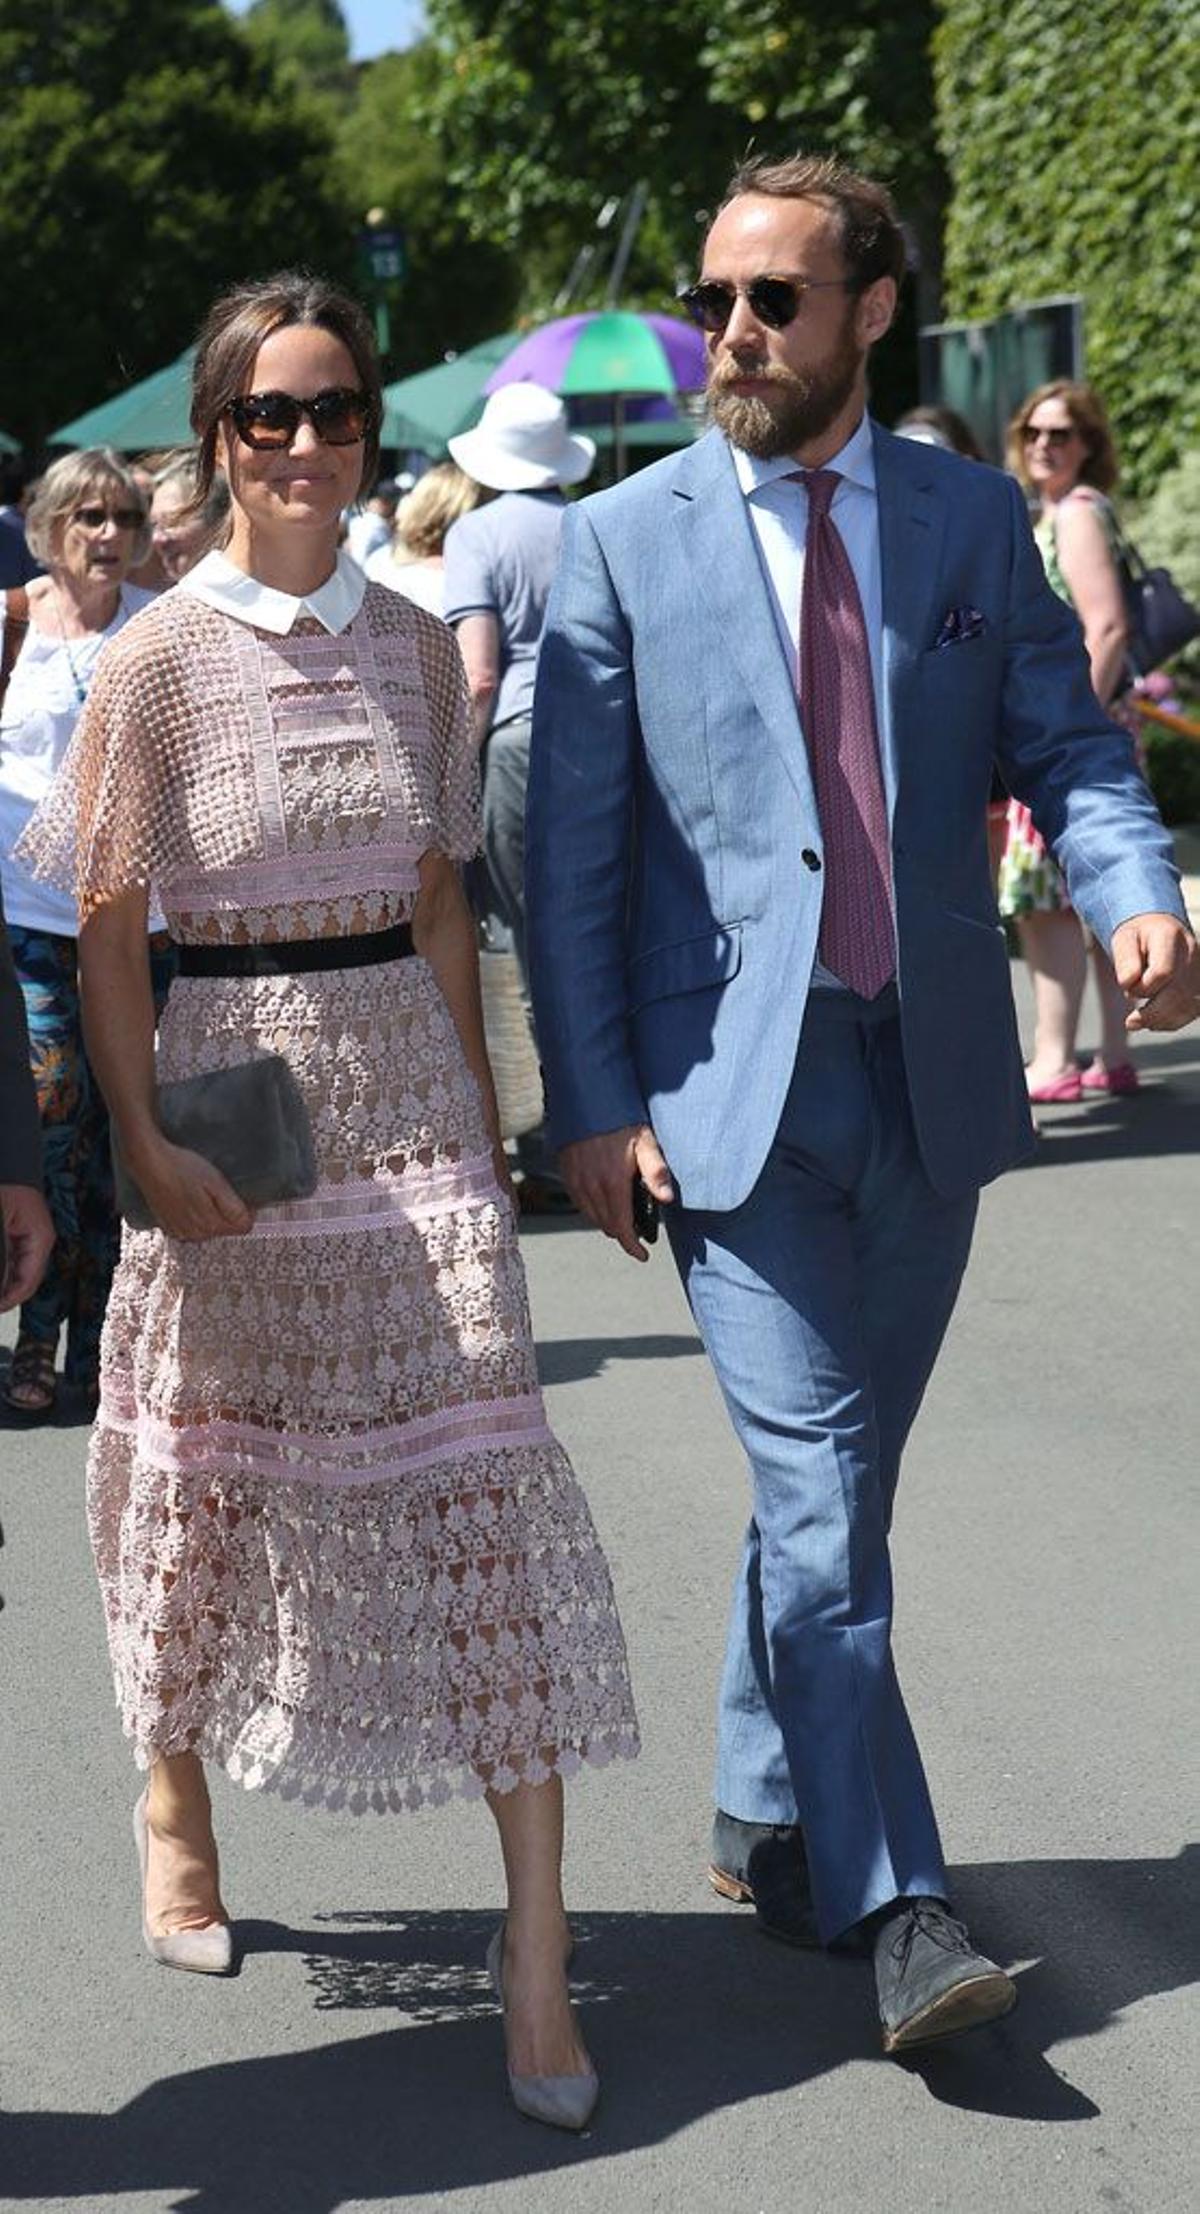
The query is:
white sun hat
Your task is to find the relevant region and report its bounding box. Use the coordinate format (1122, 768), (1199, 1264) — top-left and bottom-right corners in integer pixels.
(448, 383), (596, 492)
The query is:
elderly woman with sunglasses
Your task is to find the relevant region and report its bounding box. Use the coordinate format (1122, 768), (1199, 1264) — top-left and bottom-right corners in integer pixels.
(0, 449), (170, 1418)
(998, 381), (1144, 1102)
(22, 273), (636, 2133)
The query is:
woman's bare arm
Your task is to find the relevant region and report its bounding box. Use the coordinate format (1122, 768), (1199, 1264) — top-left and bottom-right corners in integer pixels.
(453, 612), (500, 748)
(1054, 498), (1129, 708)
(80, 892), (251, 1239)
(411, 850), (513, 1199)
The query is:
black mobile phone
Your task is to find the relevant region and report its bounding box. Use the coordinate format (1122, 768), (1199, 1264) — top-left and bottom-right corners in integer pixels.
(632, 1172), (660, 1245)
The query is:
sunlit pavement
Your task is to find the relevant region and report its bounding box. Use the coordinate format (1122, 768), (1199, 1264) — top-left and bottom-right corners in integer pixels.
(1, 951), (1195, 2214)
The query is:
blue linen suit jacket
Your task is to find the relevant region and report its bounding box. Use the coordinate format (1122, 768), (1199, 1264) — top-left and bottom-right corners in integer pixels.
(526, 424), (1185, 1211)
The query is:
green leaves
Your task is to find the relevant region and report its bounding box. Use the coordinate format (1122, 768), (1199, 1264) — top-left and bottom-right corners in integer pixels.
(934, 0), (1199, 495)
(0, 0), (353, 445)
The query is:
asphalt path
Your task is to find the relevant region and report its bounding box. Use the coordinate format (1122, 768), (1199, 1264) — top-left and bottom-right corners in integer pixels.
(1, 963), (1197, 2214)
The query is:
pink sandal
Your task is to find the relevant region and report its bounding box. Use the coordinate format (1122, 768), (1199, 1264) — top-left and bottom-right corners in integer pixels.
(1080, 1061), (1140, 1096)
(1026, 1068), (1083, 1104)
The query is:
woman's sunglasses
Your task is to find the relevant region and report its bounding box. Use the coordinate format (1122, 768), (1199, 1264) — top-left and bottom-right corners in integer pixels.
(226, 387), (372, 451)
(678, 275), (855, 334)
(1021, 424), (1075, 448)
(72, 504), (145, 530)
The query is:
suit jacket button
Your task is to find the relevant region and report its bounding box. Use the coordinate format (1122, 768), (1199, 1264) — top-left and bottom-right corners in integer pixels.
(801, 848), (822, 871)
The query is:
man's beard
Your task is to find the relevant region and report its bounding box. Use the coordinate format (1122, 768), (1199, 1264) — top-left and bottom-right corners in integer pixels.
(708, 322), (864, 458)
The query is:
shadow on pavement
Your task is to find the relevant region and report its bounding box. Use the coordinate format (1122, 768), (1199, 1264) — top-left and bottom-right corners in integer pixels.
(3, 1848), (1196, 2210)
(1025, 1072), (1200, 1165)
(536, 1333), (703, 1385)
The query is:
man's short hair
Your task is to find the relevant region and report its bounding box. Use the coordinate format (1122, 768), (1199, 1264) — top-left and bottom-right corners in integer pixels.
(720, 152), (907, 292)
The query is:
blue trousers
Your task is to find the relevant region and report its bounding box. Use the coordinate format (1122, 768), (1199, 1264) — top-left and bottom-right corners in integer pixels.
(666, 987), (978, 1940)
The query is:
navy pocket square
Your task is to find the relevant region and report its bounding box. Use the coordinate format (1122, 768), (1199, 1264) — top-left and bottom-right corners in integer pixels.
(934, 606), (987, 649)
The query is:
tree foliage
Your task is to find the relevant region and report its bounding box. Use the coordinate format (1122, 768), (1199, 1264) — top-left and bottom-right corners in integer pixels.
(423, 0), (941, 337)
(241, 0), (355, 108)
(422, 0), (747, 305)
(335, 45), (521, 376)
(701, 0), (945, 312)
(934, 0), (1200, 497)
(0, 0), (354, 446)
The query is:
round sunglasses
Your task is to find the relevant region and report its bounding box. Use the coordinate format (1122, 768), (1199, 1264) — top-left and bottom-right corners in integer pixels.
(678, 275), (856, 334)
(1021, 423), (1076, 448)
(226, 387), (372, 451)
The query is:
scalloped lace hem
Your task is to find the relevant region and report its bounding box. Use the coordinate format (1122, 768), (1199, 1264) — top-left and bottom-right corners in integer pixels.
(125, 1716), (641, 1814)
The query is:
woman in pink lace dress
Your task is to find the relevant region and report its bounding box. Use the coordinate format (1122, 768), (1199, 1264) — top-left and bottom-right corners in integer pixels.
(24, 276), (637, 2132)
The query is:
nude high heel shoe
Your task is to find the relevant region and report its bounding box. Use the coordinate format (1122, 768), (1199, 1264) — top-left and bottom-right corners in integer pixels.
(486, 1923), (599, 2132)
(134, 1792), (234, 1975)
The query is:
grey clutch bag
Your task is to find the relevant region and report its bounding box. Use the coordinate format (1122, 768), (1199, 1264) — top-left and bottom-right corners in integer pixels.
(113, 1055), (318, 1231)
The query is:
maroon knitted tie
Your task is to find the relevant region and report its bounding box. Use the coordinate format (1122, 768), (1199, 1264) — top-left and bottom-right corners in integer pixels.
(797, 469), (895, 999)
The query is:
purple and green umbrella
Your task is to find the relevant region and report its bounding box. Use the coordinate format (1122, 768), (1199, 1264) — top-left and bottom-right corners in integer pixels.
(485, 310), (706, 400)
(485, 310), (707, 476)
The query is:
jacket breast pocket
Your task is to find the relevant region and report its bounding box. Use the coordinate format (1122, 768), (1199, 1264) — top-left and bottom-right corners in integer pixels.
(627, 925), (743, 1013)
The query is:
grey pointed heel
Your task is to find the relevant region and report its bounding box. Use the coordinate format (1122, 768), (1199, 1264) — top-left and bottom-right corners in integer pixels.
(486, 1923), (599, 2132)
(134, 1793), (234, 1976)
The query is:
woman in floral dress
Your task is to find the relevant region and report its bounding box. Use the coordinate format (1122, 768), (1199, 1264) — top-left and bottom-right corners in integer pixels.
(24, 275), (637, 2131)
(998, 381), (1144, 1101)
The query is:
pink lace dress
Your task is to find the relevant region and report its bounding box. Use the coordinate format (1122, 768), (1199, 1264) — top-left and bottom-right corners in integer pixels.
(23, 581), (638, 1811)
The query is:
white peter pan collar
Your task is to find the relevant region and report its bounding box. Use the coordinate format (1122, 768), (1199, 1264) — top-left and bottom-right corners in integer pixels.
(177, 548), (366, 635)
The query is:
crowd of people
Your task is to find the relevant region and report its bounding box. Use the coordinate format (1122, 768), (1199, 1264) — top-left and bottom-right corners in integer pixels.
(2, 147), (1196, 2132)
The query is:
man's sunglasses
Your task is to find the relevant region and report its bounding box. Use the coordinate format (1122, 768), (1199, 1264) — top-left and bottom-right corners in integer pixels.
(226, 387), (372, 450)
(1021, 424), (1075, 448)
(73, 504), (145, 530)
(678, 275), (856, 334)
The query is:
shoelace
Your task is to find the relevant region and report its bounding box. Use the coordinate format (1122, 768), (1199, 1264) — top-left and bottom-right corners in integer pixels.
(888, 1899), (975, 1973)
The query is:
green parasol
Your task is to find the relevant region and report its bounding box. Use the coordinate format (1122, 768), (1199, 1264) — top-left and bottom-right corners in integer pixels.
(49, 351), (197, 451)
(381, 334), (521, 457)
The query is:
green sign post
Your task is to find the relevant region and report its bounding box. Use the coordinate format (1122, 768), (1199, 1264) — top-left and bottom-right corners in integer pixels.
(358, 211), (407, 365)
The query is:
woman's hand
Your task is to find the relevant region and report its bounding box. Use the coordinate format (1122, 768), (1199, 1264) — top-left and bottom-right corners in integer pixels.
(130, 1139), (254, 1240)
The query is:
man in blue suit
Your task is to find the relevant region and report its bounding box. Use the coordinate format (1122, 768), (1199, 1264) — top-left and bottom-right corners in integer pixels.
(526, 152), (1196, 2053)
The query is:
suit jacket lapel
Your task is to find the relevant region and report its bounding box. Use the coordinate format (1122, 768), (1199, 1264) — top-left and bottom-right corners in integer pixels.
(874, 425), (947, 780)
(671, 432), (816, 811)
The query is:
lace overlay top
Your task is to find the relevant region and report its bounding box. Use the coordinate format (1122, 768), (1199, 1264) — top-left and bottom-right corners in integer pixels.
(21, 582), (479, 939)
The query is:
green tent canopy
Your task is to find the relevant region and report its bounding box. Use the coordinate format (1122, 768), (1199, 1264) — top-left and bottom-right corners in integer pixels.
(49, 351), (197, 451)
(49, 330), (702, 466)
(381, 333), (520, 456)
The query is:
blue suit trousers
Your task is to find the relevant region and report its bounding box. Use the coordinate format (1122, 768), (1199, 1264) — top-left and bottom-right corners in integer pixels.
(666, 987), (978, 1940)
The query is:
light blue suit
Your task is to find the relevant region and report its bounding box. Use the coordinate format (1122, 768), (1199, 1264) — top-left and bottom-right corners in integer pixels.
(527, 424), (1184, 1938)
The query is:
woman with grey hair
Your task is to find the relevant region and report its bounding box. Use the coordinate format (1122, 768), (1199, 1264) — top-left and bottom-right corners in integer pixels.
(0, 448), (169, 1417)
(150, 451), (231, 583)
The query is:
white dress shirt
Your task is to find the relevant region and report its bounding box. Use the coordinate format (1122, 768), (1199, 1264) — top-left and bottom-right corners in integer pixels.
(178, 547), (367, 636)
(731, 411), (884, 714)
(732, 414), (888, 993)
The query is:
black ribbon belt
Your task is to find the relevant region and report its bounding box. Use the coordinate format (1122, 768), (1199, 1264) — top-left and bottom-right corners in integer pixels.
(178, 922), (416, 978)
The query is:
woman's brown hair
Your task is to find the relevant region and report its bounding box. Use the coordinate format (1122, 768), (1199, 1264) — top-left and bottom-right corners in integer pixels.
(189, 271), (382, 503)
(1006, 379), (1120, 493)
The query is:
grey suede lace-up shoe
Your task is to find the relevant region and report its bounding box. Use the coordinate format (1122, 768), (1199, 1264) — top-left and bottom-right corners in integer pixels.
(707, 1810), (821, 1949)
(873, 1897), (1017, 2053)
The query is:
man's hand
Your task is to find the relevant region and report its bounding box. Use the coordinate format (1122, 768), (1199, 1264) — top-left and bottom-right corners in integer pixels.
(558, 1124), (675, 1261)
(1112, 914), (1199, 1032)
(0, 1184), (55, 1312)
